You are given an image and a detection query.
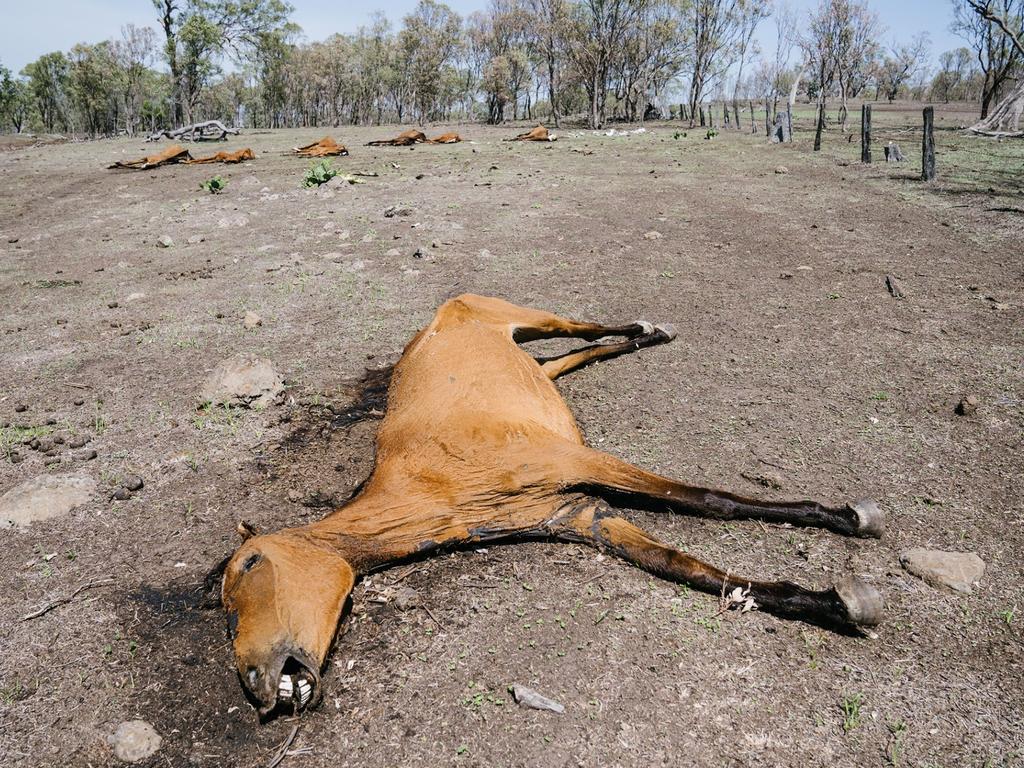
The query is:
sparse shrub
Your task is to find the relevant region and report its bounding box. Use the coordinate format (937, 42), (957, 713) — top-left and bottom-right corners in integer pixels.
(704, 128), (718, 140)
(673, 131), (687, 139)
(303, 160), (339, 188)
(200, 176), (227, 194)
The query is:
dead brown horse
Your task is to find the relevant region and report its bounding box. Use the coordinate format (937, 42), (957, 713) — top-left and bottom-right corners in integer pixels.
(220, 294), (884, 717)
(293, 137), (349, 157)
(367, 129), (427, 146)
(427, 132), (462, 143)
(108, 144), (192, 170)
(186, 148), (256, 164)
(507, 125), (556, 142)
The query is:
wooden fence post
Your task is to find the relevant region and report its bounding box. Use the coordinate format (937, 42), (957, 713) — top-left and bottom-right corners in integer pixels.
(922, 106), (936, 181)
(861, 104), (872, 163)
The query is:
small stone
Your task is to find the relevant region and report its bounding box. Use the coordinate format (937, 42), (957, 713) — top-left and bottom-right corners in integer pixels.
(384, 205), (414, 218)
(74, 398), (85, 406)
(108, 301), (119, 309)
(394, 587), (420, 611)
(111, 487), (132, 501)
(123, 475), (144, 492)
(73, 448), (98, 461)
(68, 435), (89, 448)
(900, 549), (985, 594)
(14, 404), (27, 413)
(775, 165), (789, 174)
(415, 173), (425, 180)
(187, 235), (205, 244)
(199, 355), (284, 409)
(955, 395), (978, 416)
(511, 684), (564, 714)
(156, 235), (174, 248)
(108, 720), (161, 763)
(242, 311), (263, 330)
(642, 231), (663, 240)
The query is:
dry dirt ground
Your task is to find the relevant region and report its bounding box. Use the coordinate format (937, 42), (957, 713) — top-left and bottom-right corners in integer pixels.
(1, 115), (1022, 768)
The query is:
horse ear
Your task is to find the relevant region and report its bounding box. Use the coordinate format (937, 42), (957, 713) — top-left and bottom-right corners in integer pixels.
(237, 520), (258, 541)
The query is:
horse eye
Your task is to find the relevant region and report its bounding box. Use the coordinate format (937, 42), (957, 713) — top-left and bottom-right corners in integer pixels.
(242, 553), (261, 572)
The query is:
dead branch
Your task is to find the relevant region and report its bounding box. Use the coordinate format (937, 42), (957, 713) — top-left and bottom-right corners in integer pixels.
(266, 724), (299, 768)
(20, 578), (116, 621)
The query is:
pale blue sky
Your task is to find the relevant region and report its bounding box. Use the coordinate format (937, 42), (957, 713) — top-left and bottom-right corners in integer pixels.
(0, 0), (962, 75)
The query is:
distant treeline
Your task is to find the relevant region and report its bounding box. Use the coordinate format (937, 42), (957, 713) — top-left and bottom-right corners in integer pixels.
(0, 0), (1020, 138)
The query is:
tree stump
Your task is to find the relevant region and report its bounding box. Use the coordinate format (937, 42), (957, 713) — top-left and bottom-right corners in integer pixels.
(922, 106), (936, 181)
(770, 111), (791, 143)
(884, 142), (905, 162)
(861, 104), (872, 163)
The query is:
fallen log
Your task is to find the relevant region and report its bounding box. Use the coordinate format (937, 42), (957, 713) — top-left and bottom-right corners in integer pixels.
(147, 120), (240, 142)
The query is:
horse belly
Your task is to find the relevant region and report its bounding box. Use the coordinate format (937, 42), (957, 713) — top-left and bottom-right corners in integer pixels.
(385, 324), (582, 444)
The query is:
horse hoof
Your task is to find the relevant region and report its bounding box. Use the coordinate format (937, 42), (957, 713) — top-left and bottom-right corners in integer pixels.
(634, 320), (655, 336)
(655, 323), (677, 341)
(849, 498), (884, 538)
(835, 577), (883, 626)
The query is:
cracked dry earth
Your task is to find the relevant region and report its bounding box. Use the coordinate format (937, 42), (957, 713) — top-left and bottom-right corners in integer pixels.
(1, 121), (1022, 767)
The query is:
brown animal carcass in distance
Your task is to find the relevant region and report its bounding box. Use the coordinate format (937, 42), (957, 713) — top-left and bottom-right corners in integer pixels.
(427, 132), (462, 143)
(293, 137), (349, 157)
(186, 148), (256, 164)
(108, 144), (192, 170)
(508, 125), (556, 142)
(218, 294), (885, 718)
(366, 129), (428, 146)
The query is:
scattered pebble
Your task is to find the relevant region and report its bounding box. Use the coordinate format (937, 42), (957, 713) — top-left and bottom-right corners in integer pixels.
(187, 235), (205, 244)
(14, 404), (27, 413)
(642, 231), (663, 240)
(775, 165), (789, 174)
(156, 235), (174, 248)
(74, 398), (85, 406)
(108, 301), (119, 309)
(108, 720), (161, 763)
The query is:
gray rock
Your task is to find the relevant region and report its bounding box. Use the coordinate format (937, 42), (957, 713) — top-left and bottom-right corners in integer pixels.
(0, 474), (97, 529)
(394, 587), (420, 611)
(511, 684), (564, 714)
(199, 355), (284, 409)
(900, 548), (985, 594)
(774, 165), (789, 174)
(108, 720), (161, 763)
(156, 235), (174, 248)
(186, 235), (205, 244)
(123, 475), (144, 492)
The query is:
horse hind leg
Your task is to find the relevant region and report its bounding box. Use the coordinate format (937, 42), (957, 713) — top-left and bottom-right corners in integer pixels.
(553, 501), (882, 629)
(539, 324), (676, 379)
(443, 293), (666, 344)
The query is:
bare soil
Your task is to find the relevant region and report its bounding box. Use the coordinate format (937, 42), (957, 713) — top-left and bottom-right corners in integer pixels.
(1, 118), (1022, 767)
